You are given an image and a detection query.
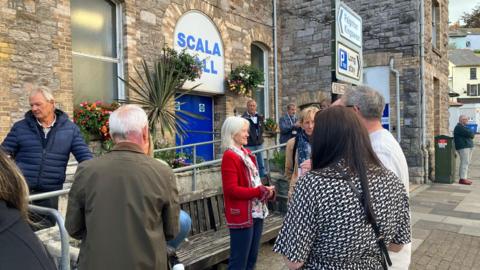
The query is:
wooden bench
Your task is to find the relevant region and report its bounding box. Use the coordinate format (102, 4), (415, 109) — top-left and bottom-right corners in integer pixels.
(176, 188), (286, 270)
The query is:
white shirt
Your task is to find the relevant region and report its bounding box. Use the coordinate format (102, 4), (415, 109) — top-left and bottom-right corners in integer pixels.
(369, 128), (411, 270)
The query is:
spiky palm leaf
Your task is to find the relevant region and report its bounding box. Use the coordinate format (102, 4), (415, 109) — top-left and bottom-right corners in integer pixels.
(120, 55), (204, 139)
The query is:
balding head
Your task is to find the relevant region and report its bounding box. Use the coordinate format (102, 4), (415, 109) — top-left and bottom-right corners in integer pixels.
(459, 115), (469, 125)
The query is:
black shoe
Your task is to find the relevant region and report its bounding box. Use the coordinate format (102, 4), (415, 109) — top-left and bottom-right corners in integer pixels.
(168, 251), (184, 270)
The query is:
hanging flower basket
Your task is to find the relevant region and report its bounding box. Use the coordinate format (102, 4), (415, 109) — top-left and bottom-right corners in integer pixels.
(226, 65), (264, 97)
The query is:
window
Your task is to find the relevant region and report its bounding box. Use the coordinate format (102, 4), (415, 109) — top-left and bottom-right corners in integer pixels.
(250, 43), (269, 117)
(467, 84), (479, 96)
(471, 68), (477, 80)
(71, 0), (123, 105)
(431, 1), (440, 49)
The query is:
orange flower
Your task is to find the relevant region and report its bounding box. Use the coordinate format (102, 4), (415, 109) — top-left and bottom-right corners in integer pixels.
(100, 125), (108, 135)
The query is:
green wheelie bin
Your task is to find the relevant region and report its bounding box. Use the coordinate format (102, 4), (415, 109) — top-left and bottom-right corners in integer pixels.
(434, 135), (456, 184)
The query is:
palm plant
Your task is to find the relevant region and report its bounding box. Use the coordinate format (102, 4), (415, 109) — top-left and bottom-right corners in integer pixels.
(120, 48), (204, 139)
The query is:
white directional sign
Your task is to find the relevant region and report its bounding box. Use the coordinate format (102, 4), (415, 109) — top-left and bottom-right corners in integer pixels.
(335, 0), (363, 85)
(337, 43), (361, 81)
(337, 4), (362, 47)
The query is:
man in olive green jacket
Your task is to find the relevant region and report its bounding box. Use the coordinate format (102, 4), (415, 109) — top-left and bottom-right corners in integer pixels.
(66, 105), (180, 270)
(454, 115), (475, 185)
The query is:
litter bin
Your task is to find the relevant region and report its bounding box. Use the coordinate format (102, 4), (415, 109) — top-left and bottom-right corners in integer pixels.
(466, 123), (478, 134)
(434, 135), (456, 184)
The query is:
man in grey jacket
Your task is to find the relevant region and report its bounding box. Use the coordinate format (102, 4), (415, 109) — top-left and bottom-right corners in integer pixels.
(66, 104), (184, 270)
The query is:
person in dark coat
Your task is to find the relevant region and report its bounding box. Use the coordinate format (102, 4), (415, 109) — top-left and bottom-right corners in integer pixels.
(0, 149), (56, 270)
(454, 115), (475, 185)
(66, 104), (181, 270)
(279, 103), (300, 144)
(242, 99), (267, 178)
(1, 86), (92, 227)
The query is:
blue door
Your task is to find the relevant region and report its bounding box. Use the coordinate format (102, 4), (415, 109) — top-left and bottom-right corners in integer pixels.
(175, 94), (214, 161)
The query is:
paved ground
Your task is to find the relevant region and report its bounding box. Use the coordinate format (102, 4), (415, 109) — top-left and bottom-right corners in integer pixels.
(256, 141), (480, 270)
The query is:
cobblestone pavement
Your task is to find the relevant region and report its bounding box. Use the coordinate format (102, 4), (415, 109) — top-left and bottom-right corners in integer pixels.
(256, 141), (480, 270)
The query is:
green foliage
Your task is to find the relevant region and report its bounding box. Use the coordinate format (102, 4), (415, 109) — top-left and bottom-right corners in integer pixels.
(461, 5), (480, 28)
(153, 147), (206, 169)
(270, 150), (286, 173)
(264, 118), (278, 133)
(226, 65), (264, 96)
(120, 47), (205, 139)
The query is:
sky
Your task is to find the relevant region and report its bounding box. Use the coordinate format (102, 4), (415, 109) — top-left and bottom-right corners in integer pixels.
(449, 0), (480, 24)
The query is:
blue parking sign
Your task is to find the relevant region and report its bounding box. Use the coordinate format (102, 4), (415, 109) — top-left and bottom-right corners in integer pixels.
(339, 48), (348, 71)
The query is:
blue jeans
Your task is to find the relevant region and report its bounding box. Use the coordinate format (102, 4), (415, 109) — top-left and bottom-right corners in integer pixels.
(245, 145), (266, 178)
(228, 218), (264, 270)
(167, 210), (192, 250)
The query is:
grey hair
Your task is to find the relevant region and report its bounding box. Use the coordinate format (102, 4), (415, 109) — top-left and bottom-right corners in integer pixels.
(247, 99), (256, 106)
(221, 116), (249, 150)
(109, 104), (148, 140)
(30, 86), (54, 102)
(286, 103), (296, 110)
(342, 85), (385, 120)
(459, 115), (468, 121)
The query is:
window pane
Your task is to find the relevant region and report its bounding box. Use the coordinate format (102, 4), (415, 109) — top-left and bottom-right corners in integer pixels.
(71, 0), (116, 57)
(251, 44), (266, 116)
(72, 55), (118, 105)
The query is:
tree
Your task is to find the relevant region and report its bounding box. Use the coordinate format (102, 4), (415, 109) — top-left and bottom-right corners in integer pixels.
(461, 5), (480, 28)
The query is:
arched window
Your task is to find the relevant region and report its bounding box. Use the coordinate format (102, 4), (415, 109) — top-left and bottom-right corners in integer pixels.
(251, 43), (269, 117)
(71, 0), (123, 105)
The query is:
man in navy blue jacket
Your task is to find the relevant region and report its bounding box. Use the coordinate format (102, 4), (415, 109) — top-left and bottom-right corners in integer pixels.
(1, 86), (92, 227)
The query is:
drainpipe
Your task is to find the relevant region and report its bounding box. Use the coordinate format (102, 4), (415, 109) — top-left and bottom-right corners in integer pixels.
(273, 0), (279, 144)
(419, 0), (429, 183)
(390, 58), (401, 142)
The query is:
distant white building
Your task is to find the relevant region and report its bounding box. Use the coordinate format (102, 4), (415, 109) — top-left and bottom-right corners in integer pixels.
(449, 28), (480, 50)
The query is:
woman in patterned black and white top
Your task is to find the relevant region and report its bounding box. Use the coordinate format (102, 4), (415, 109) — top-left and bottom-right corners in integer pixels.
(273, 107), (411, 270)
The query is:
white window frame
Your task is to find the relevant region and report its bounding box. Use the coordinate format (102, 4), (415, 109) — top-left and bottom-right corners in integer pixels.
(251, 43), (269, 118)
(71, 0), (124, 100)
(467, 84), (478, 96)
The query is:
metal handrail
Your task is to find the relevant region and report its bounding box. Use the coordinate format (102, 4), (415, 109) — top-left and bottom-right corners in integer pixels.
(29, 205), (70, 270)
(172, 143), (287, 172)
(29, 142), (288, 200)
(154, 139), (221, 152)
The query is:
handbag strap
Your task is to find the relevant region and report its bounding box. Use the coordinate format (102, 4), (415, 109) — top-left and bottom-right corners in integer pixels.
(334, 166), (392, 270)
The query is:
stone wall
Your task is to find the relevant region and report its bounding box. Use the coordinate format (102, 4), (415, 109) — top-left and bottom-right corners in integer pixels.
(0, 0), (277, 141)
(279, 0), (449, 183)
(0, 0), (73, 139)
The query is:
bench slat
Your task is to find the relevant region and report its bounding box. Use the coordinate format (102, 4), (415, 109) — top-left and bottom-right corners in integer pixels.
(209, 196), (221, 230)
(178, 213), (285, 270)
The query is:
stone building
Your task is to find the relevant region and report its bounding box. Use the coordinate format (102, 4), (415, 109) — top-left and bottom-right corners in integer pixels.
(0, 0), (277, 161)
(280, 0), (450, 183)
(0, 0), (449, 184)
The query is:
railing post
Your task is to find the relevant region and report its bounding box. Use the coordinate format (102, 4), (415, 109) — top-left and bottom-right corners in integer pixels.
(192, 145), (197, 191)
(265, 147), (271, 175)
(28, 205), (70, 270)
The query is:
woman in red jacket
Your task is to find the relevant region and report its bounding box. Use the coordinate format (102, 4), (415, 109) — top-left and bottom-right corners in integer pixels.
(221, 116), (275, 270)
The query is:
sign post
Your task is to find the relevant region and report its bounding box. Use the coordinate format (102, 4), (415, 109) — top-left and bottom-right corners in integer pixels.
(334, 1), (363, 85)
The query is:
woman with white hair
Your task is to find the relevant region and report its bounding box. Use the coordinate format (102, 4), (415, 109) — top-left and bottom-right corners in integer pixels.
(221, 116), (275, 270)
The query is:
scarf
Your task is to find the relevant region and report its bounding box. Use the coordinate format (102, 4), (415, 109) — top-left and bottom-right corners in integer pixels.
(228, 146), (261, 187)
(297, 129), (311, 166)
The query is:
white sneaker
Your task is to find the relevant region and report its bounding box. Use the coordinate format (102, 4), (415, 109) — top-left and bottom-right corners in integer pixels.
(172, 263), (185, 270)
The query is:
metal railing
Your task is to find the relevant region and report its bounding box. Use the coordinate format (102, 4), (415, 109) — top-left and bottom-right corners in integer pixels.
(28, 205), (70, 270)
(28, 142), (287, 270)
(154, 139), (221, 191)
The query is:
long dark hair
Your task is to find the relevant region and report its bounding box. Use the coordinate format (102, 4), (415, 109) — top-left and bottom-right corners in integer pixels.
(0, 149), (30, 221)
(311, 106), (382, 222)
